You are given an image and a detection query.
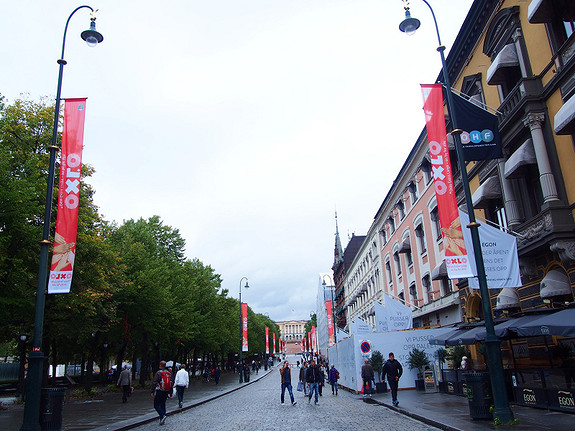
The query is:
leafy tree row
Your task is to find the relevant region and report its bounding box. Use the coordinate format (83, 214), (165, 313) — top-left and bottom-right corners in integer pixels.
(0, 95), (280, 387)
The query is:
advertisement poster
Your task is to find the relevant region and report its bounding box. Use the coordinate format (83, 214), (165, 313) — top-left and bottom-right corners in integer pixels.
(326, 300), (335, 346)
(242, 303), (248, 352)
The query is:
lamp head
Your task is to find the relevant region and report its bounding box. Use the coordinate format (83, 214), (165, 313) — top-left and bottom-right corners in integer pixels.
(244, 281), (249, 289)
(81, 18), (104, 47)
(399, 9), (421, 36)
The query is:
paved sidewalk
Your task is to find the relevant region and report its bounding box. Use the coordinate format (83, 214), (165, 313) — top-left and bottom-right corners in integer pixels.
(367, 388), (574, 431)
(0, 367), (274, 431)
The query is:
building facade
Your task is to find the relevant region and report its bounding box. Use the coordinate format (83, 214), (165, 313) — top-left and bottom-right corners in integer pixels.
(276, 320), (306, 342)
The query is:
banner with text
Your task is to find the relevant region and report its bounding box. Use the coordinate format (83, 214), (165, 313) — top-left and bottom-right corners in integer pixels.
(265, 327), (269, 354)
(242, 303), (248, 352)
(273, 332), (276, 355)
(326, 300), (335, 347)
(374, 295), (413, 332)
(312, 325), (317, 353)
(421, 84), (473, 278)
(48, 98), (87, 294)
(459, 210), (521, 289)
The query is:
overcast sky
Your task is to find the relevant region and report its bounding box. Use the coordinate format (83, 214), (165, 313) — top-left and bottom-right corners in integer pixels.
(1, 0), (473, 322)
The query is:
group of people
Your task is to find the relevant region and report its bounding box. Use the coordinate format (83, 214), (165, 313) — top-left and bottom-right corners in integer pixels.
(278, 358), (340, 406)
(361, 352), (403, 406)
(144, 361), (190, 425)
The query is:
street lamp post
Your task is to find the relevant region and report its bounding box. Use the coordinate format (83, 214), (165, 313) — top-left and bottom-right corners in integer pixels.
(238, 277), (249, 383)
(399, 0), (514, 422)
(17, 335), (27, 400)
(20, 7), (103, 431)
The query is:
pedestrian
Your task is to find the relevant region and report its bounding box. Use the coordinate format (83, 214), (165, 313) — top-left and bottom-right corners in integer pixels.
(243, 362), (250, 382)
(328, 364), (339, 395)
(151, 360), (173, 425)
(361, 358), (374, 397)
(318, 364), (325, 396)
(305, 360), (321, 405)
(280, 361), (297, 406)
(174, 364), (189, 408)
(214, 365), (221, 384)
(117, 364), (132, 403)
(299, 361), (308, 396)
(382, 352), (403, 406)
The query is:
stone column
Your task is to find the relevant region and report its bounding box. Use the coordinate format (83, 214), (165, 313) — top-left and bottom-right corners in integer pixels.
(497, 160), (522, 227)
(523, 112), (559, 203)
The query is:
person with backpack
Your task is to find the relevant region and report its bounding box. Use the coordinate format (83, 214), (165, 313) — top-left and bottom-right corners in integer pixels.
(151, 360), (173, 425)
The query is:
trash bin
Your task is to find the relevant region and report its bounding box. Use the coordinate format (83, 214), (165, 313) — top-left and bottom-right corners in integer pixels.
(40, 387), (66, 430)
(463, 372), (492, 420)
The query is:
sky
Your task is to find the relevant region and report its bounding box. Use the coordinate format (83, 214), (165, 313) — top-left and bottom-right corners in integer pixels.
(1, 0), (474, 322)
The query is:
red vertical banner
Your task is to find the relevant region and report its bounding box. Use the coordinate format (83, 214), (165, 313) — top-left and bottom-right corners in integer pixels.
(312, 325), (317, 353)
(242, 303), (248, 352)
(326, 300), (335, 347)
(421, 84), (473, 278)
(48, 98), (87, 294)
(265, 327), (269, 355)
(308, 332), (312, 353)
(272, 332), (276, 355)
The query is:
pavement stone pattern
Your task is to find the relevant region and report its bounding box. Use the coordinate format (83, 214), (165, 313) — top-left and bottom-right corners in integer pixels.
(131, 368), (441, 431)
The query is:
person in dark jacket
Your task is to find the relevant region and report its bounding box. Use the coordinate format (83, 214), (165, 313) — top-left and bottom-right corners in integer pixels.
(361, 358), (375, 397)
(151, 361), (172, 425)
(318, 364), (326, 396)
(382, 352), (403, 406)
(328, 364), (339, 395)
(280, 361), (297, 406)
(117, 364), (132, 403)
(299, 361), (308, 395)
(305, 360), (321, 404)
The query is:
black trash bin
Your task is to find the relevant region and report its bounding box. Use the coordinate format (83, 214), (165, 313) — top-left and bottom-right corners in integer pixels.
(40, 387), (66, 431)
(463, 372), (493, 420)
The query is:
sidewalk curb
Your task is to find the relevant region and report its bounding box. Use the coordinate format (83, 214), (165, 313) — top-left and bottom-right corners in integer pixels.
(367, 397), (463, 431)
(90, 368), (275, 431)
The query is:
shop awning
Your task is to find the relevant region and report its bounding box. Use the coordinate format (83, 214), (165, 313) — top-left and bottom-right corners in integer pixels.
(429, 325), (487, 346)
(554, 94), (575, 135)
(504, 139), (537, 179)
(398, 238), (411, 254)
(472, 176), (501, 208)
(487, 44), (519, 85)
(513, 307), (575, 338)
(496, 288), (521, 310)
(528, 0), (575, 24)
(431, 260), (448, 280)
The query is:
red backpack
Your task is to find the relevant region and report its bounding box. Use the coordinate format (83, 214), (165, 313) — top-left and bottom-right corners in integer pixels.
(158, 370), (172, 391)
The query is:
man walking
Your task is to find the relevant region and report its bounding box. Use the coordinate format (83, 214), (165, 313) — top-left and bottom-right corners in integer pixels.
(151, 360), (173, 425)
(361, 358), (374, 397)
(280, 361), (297, 406)
(299, 361), (308, 396)
(117, 364), (131, 403)
(305, 360), (321, 405)
(174, 364), (189, 408)
(382, 352), (403, 406)
(328, 364), (339, 395)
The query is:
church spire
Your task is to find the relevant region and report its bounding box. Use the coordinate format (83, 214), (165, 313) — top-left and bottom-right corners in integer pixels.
(334, 211), (344, 267)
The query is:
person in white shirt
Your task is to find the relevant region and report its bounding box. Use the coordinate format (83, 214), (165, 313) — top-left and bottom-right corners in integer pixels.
(174, 364), (190, 408)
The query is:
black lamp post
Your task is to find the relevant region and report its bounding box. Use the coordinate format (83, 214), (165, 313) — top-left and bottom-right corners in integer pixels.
(17, 335), (27, 400)
(238, 277), (249, 383)
(399, 0), (513, 423)
(20, 7), (103, 431)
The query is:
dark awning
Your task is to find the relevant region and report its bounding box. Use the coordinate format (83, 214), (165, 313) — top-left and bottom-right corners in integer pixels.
(528, 0), (575, 24)
(472, 176), (501, 208)
(514, 307), (575, 338)
(398, 238), (411, 254)
(504, 139), (536, 179)
(431, 260), (448, 280)
(554, 94), (575, 135)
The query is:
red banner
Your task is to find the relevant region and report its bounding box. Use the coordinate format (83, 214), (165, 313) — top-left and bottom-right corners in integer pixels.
(326, 300), (335, 347)
(48, 98), (87, 294)
(265, 326), (269, 354)
(421, 85), (473, 278)
(242, 303), (248, 352)
(312, 325), (317, 352)
(272, 332), (276, 354)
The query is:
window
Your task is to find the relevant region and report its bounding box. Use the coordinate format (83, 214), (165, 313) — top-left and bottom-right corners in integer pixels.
(405, 246), (413, 267)
(461, 73), (486, 107)
(421, 158), (433, 184)
(430, 207), (442, 241)
(440, 278), (452, 295)
(409, 283), (417, 302)
(545, 7), (575, 55)
(415, 224), (426, 254)
(380, 228), (387, 244)
(397, 200), (405, 220)
(385, 260), (392, 284)
(422, 275), (432, 303)
(398, 291), (405, 304)
(393, 251), (402, 276)
(388, 216), (395, 233)
(408, 181), (418, 205)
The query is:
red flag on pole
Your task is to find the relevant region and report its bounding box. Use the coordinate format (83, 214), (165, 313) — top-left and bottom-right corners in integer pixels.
(421, 84), (473, 278)
(265, 327), (269, 355)
(242, 303), (248, 352)
(48, 98), (87, 294)
(272, 332), (276, 355)
(326, 300), (335, 347)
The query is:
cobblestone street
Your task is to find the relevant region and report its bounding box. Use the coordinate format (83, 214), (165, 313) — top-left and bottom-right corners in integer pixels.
(132, 365), (440, 431)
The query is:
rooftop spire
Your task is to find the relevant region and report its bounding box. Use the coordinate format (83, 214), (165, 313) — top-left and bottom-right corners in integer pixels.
(334, 211), (344, 266)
